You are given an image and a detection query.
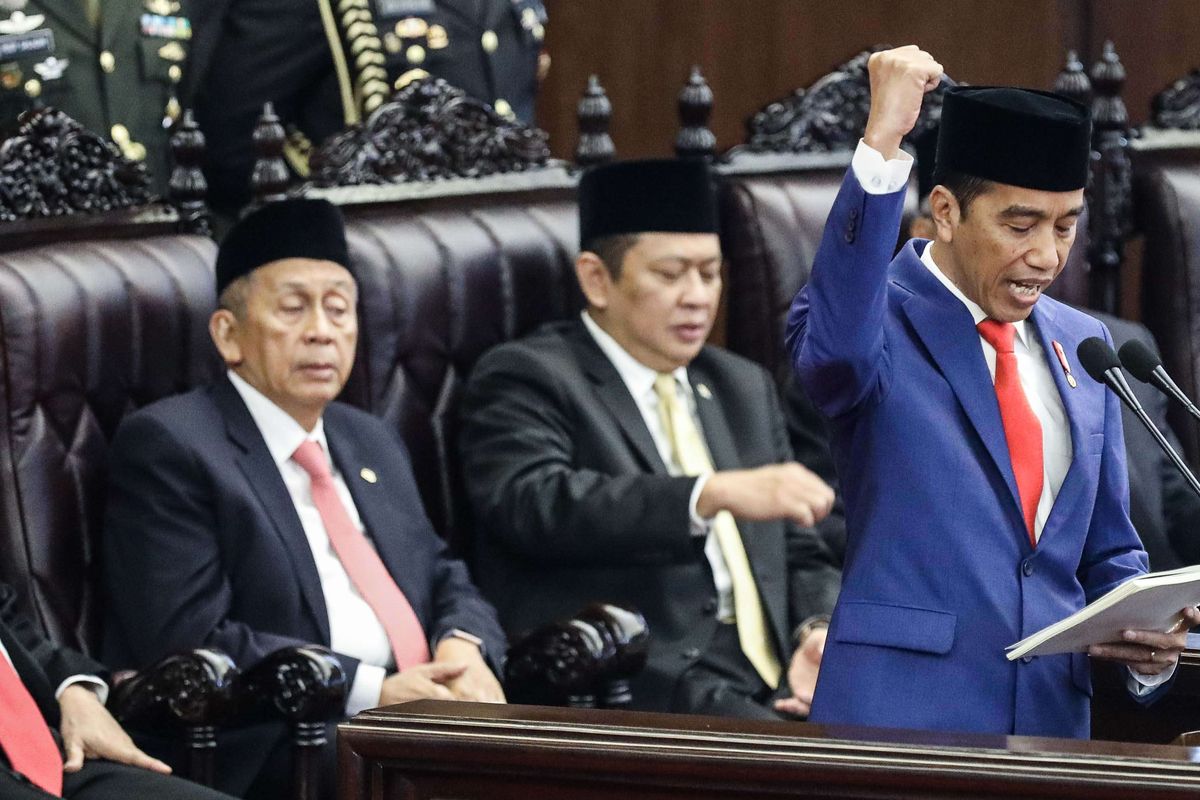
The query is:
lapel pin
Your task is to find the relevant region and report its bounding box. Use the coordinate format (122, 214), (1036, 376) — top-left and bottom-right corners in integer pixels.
(1052, 341), (1078, 389)
(696, 383), (713, 400)
(360, 467), (378, 484)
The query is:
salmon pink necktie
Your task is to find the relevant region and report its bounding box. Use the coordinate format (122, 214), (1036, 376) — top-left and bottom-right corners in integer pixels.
(977, 319), (1044, 548)
(292, 440), (430, 669)
(0, 655), (62, 796)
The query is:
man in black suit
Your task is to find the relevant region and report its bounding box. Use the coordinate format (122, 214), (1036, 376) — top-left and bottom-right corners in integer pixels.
(0, 583), (234, 800)
(185, 0), (546, 214)
(103, 199), (506, 800)
(460, 159), (842, 720)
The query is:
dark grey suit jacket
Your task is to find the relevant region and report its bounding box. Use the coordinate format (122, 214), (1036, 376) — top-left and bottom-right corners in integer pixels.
(459, 318), (841, 710)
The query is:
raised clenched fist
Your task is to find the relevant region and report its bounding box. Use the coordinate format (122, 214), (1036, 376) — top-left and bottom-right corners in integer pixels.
(863, 45), (944, 159)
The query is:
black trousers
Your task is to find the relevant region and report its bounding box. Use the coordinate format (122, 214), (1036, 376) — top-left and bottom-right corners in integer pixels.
(0, 759), (235, 800)
(669, 622), (793, 721)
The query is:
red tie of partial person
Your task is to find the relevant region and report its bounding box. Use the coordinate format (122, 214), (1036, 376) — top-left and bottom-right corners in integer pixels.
(0, 655), (62, 796)
(292, 440), (430, 668)
(977, 320), (1044, 548)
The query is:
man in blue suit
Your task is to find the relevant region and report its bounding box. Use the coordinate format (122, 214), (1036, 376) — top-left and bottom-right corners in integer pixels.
(103, 199), (506, 799)
(788, 46), (1200, 738)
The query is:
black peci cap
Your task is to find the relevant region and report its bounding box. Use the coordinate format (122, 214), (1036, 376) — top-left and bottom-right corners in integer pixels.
(934, 86), (1092, 192)
(578, 158), (719, 251)
(215, 198), (351, 296)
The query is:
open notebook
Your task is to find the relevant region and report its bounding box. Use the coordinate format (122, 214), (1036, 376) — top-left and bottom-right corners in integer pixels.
(1006, 564), (1200, 660)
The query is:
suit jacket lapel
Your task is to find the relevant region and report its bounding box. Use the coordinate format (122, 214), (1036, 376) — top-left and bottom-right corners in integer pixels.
(0, 623), (57, 725)
(689, 358), (787, 651)
(1028, 302), (1092, 540)
(567, 322), (669, 475)
(894, 246), (1026, 528)
(323, 420), (411, 599)
(101, 0), (142, 53)
(212, 379), (332, 645)
(35, 0), (94, 43)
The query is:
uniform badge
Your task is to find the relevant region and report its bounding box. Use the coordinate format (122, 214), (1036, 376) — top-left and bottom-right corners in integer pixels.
(426, 24), (448, 49)
(0, 10), (43, 34)
(157, 41), (185, 61)
(1052, 340), (1078, 389)
(360, 467), (378, 484)
(0, 26), (53, 63)
(140, 13), (191, 40)
(144, 0), (181, 13)
(32, 55), (66, 81)
(393, 16), (427, 39)
(376, 0), (435, 16)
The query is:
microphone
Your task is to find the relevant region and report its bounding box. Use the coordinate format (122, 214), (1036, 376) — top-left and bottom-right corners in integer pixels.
(1117, 338), (1200, 422)
(1077, 337), (1200, 499)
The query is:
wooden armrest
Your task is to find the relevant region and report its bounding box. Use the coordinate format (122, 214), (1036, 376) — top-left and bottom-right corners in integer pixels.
(238, 644), (348, 722)
(504, 616), (612, 707)
(109, 648), (240, 727)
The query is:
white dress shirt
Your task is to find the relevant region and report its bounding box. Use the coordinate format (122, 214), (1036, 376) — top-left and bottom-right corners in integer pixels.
(851, 138), (1171, 691)
(580, 311), (736, 620)
(228, 371), (391, 715)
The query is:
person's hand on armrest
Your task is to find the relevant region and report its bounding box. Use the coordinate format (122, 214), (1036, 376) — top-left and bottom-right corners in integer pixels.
(433, 635), (506, 703)
(1088, 605), (1200, 675)
(698, 463), (835, 528)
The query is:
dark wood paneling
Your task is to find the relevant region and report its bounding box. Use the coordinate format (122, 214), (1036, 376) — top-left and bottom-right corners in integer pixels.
(537, 0), (1079, 160)
(1090, 0), (1200, 127)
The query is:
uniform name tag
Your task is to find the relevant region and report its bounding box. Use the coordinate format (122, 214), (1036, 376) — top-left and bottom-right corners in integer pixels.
(376, 0), (435, 18)
(0, 27), (52, 60)
(140, 13), (191, 40)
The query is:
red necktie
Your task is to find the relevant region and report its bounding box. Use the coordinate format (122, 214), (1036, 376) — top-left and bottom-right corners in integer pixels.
(0, 655), (62, 796)
(292, 440), (430, 669)
(977, 320), (1044, 548)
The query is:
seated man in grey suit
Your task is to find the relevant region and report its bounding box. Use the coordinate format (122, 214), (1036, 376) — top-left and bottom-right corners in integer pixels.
(0, 582), (236, 800)
(103, 199), (506, 800)
(460, 159), (842, 720)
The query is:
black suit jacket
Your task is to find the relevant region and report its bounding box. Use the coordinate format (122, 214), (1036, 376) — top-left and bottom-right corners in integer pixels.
(0, 584), (104, 733)
(459, 319), (841, 710)
(1094, 313), (1200, 569)
(102, 377), (505, 683)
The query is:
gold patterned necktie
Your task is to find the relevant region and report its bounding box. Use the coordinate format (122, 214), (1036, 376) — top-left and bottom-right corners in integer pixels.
(653, 373), (782, 688)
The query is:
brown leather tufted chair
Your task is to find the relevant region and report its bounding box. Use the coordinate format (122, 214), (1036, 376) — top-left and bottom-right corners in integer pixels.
(0, 232), (220, 653)
(331, 179), (583, 556)
(1132, 143), (1200, 465)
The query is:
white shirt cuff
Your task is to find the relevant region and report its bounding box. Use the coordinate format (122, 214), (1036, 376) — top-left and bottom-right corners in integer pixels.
(346, 663), (387, 716)
(688, 473), (713, 536)
(1126, 661), (1177, 696)
(851, 138), (914, 195)
(55, 675), (108, 705)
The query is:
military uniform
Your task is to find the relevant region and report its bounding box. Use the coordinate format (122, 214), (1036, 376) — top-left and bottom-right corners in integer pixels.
(188, 0), (547, 214)
(0, 0), (192, 194)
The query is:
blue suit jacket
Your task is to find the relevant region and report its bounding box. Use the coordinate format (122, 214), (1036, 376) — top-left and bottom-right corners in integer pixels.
(102, 377), (506, 684)
(786, 171), (1150, 738)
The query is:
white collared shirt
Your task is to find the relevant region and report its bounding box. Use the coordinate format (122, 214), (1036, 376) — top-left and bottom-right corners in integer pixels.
(580, 311), (735, 620)
(228, 371), (391, 715)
